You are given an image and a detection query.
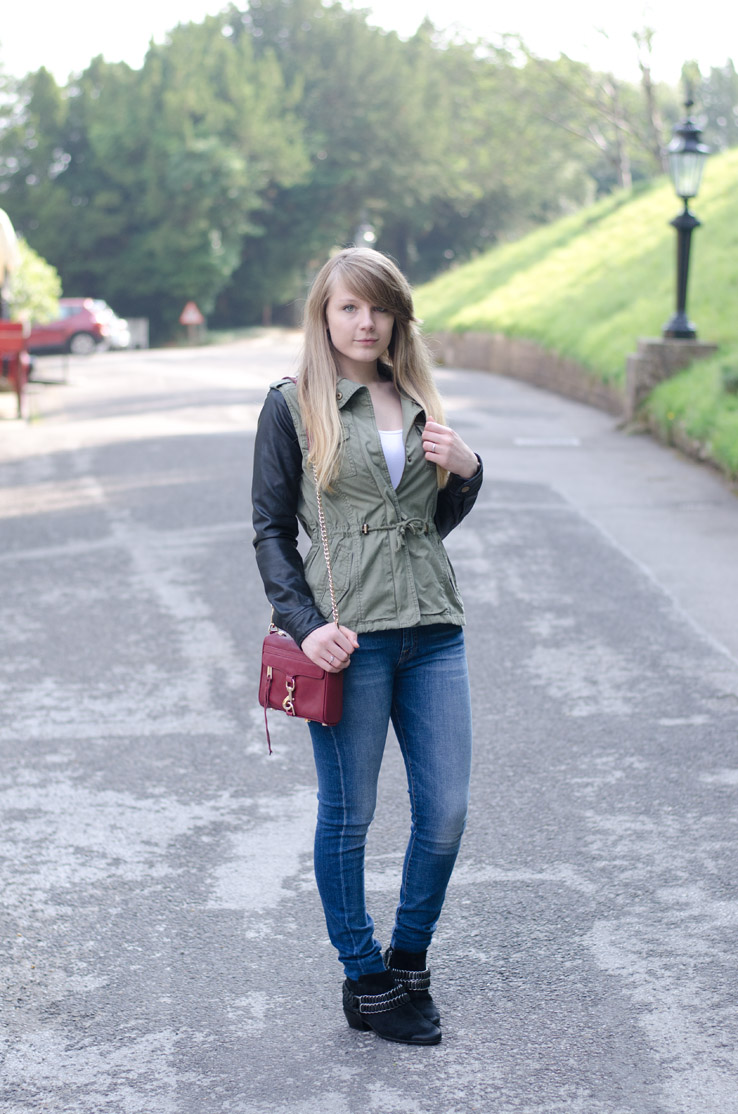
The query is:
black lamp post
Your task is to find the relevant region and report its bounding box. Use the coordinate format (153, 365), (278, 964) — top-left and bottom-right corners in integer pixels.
(663, 100), (710, 339)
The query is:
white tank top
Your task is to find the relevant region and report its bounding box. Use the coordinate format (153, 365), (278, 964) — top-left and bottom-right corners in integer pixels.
(378, 429), (405, 489)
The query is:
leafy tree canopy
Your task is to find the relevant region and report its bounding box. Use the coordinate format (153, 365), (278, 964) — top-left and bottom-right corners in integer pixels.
(0, 3), (733, 334)
(7, 237), (61, 323)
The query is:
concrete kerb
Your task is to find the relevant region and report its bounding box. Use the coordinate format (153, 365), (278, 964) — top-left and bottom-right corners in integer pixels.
(428, 330), (731, 482)
(428, 331), (623, 417)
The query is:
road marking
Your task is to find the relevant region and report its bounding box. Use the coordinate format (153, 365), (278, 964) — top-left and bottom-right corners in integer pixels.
(513, 436), (582, 447)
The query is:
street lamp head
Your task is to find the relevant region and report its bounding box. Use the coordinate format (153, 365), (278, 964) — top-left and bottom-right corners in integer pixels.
(667, 100), (710, 201)
(662, 100), (709, 339)
(356, 222), (377, 246)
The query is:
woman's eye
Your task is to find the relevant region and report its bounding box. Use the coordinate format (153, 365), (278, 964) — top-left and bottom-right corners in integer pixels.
(374, 306), (390, 314)
(342, 304), (356, 313)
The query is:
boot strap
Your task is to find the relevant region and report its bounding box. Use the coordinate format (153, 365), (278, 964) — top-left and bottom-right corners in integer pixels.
(357, 985), (411, 1015)
(388, 967), (431, 992)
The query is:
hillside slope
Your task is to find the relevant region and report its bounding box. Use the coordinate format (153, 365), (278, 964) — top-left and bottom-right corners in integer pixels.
(416, 148), (738, 477)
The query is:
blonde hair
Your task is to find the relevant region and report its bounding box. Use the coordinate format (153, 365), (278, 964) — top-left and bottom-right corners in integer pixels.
(298, 247), (447, 489)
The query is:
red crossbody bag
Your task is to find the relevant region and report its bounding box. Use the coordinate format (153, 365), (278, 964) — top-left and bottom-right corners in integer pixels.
(258, 464), (343, 753)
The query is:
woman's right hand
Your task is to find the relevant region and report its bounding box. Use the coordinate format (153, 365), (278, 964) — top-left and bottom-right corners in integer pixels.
(301, 623), (359, 672)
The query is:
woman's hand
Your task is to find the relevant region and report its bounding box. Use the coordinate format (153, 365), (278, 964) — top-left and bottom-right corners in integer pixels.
(301, 623), (359, 672)
(422, 419), (479, 479)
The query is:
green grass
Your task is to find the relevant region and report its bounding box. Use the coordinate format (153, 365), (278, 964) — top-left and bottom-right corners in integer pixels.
(416, 147), (738, 477)
(646, 344), (738, 477)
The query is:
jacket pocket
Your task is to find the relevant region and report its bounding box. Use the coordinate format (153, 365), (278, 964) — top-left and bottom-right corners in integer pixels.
(338, 427), (358, 478)
(416, 533), (463, 612)
(304, 536), (353, 618)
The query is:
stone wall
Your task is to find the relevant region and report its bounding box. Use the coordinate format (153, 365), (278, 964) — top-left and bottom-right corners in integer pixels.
(428, 331), (624, 417)
(429, 331), (721, 427)
(624, 337), (718, 420)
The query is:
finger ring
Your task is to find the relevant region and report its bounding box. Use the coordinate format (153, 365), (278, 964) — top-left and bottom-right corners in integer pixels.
(329, 654), (335, 664)
(428, 441), (434, 450)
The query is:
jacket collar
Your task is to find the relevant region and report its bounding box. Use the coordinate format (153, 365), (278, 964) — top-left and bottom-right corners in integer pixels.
(334, 377), (365, 409)
(335, 377), (425, 436)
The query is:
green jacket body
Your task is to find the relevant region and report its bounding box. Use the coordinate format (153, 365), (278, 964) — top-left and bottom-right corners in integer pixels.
(252, 376), (483, 646)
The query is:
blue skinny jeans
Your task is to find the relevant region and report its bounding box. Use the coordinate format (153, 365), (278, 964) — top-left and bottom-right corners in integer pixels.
(308, 624), (473, 980)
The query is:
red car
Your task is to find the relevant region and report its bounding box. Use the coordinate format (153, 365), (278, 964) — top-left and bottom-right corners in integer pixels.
(28, 297), (113, 356)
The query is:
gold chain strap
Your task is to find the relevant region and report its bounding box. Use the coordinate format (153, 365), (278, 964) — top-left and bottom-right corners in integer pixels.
(313, 465), (339, 626)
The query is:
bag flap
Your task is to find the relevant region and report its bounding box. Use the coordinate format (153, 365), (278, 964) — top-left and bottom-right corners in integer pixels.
(262, 633), (326, 679)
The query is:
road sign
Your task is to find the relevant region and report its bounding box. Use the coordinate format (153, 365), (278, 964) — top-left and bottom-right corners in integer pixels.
(179, 301), (205, 326)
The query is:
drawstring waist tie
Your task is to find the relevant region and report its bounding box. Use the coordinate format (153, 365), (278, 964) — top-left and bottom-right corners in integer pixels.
(361, 518), (430, 550)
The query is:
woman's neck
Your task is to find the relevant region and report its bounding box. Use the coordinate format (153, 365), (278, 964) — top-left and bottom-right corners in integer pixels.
(335, 355), (384, 384)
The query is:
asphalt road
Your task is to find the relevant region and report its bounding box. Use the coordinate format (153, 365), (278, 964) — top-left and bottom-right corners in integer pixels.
(1, 336), (737, 1114)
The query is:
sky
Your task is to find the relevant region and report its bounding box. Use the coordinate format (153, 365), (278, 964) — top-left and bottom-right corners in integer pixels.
(0, 0), (735, 87)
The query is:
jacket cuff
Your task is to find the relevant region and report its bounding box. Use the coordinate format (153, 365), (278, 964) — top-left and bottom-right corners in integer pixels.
(446, 454), (483, 491)
(275, 608), (328, 650)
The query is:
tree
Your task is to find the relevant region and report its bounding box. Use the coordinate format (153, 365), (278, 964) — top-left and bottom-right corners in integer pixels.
(634, 28), (669, 173)
(0, 2), (701, 332)
(224, 4), (664, 307)
(693, 60), (738, 151)
(379, 31), (597, 278)
(0, 67), (72, 260)
(519, 46), (675, 194)
(1, 16), (308, 334)
(6, 237), (61, 323)
(220, 5), (597, 312)
(229, 0), (442, 286)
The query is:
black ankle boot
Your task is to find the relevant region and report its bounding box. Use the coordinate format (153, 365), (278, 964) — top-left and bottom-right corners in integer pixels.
(343, 969), (441, 1045)
(383, 947), (441, 1028)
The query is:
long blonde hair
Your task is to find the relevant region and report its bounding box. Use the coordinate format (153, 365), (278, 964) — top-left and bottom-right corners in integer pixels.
(298, 247), (447, 490)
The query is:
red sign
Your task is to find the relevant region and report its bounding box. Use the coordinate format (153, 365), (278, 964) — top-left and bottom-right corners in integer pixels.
(179, 301), (205, 326)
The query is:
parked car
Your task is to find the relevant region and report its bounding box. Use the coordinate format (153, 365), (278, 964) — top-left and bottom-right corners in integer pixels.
(28, 297), (125, 355)
(92, 300), (131, 350)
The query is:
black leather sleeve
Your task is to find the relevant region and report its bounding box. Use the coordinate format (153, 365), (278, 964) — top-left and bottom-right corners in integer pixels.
(434, 455), (483, 539)
(251, 388), (328, 647)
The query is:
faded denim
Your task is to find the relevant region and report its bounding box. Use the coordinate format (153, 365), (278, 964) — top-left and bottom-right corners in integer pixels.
(308, 624), (472, 980)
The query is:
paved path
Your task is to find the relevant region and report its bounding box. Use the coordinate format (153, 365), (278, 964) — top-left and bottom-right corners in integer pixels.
(1, 337), (737, 1113)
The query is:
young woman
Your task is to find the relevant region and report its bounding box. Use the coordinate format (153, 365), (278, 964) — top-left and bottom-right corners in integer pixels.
(252, 248), (482, 1046)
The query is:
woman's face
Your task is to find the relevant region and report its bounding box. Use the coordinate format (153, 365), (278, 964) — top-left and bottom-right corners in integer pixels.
(324, 282), (395, 379)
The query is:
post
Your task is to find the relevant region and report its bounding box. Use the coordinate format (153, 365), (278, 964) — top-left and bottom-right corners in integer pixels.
(663, 203), (701, 339)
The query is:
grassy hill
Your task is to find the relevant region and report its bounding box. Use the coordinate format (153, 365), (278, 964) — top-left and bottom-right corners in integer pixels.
(416, 147), (738, 478)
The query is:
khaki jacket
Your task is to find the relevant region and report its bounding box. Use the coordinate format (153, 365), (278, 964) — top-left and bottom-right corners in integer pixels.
(269, 376), (480, 636)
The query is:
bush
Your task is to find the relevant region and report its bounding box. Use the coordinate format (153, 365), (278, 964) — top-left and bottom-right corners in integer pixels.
(645, 345), (738, 478)
(7, 239), (61, 324)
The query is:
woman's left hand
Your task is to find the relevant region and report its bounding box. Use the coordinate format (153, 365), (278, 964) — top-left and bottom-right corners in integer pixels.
(422, 419), (479, 479)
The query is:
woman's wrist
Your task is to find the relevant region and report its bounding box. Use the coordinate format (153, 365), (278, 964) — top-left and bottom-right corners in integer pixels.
(451, 451), (481, 480)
